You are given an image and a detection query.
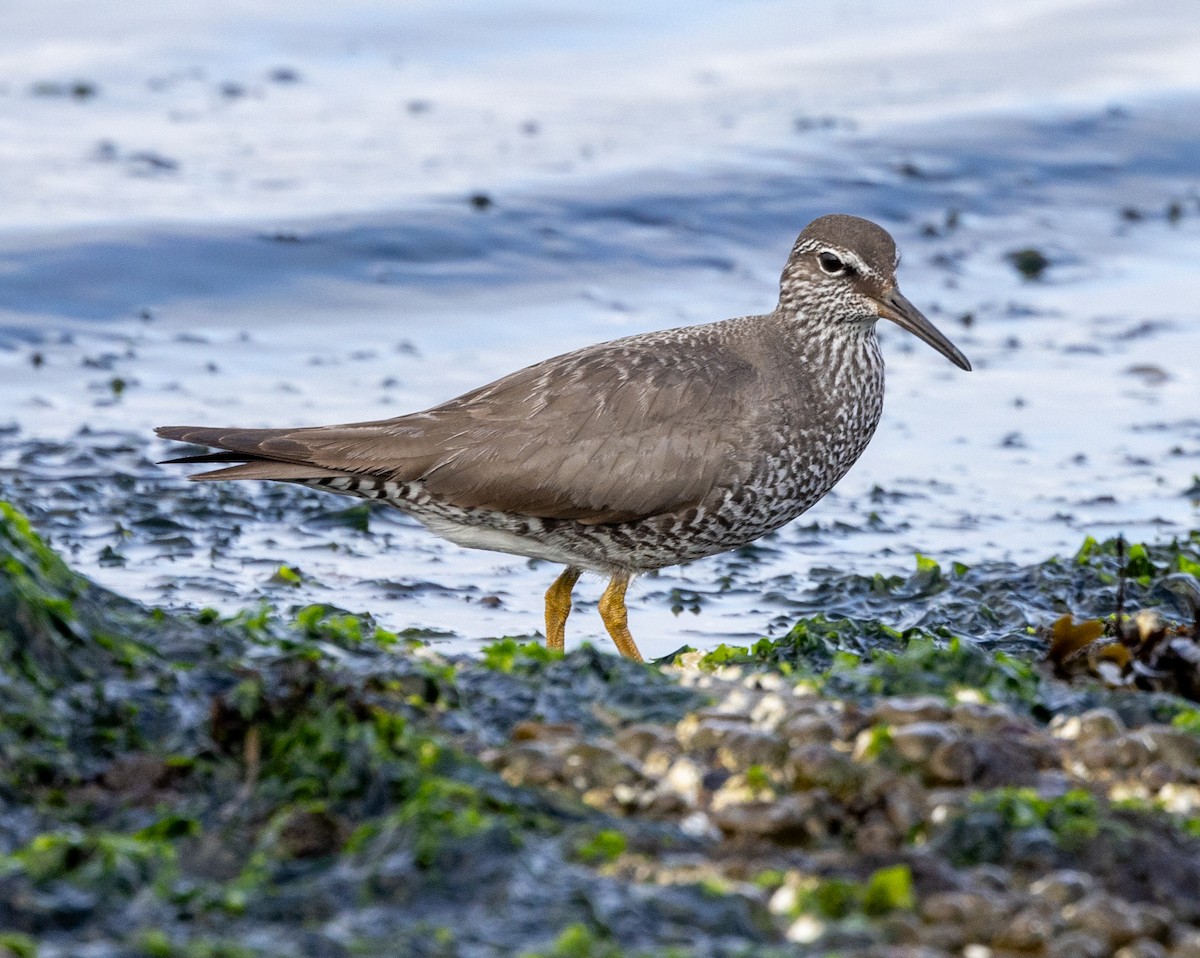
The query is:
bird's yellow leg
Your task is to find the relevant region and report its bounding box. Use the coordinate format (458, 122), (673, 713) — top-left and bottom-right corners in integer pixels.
(598, 571), (643, 662)
(544, 566), (582, 652)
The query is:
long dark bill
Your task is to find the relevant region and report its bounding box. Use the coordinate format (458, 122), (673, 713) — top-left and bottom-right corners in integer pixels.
(876, 289), (971, 371)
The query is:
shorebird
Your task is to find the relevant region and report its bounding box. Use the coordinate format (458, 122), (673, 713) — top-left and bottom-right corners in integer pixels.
(158, 214), (970, 662)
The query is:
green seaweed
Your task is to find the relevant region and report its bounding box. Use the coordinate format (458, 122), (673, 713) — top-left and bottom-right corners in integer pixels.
(772, 863), (916, 935)
(0, 933), (38, 958)
(0, 828), (176, 894)
(575, 828), (627, 864)
(935, 787), (1127, 868)
(482, 637), (563, 672)
(292, 602), (399, 648)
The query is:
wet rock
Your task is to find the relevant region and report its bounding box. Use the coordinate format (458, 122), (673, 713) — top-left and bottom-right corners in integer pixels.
(780, 711), (838, 745)
(1134, 609), (1167, 642)
(950, 701), (1014, 733)
(919, 891), (1006, 942)
(889, 721), (957, 762)
(510, 720), (578, 742)
(563, 740), (642, 789)
(882, 779), (925, 835)
(1028, 868), (1097, 907)
(747, 690), (791, 730)
(1116, 940), (1169, 958)
(1075, 729), (1157, 773)
(1142, 725), (1200, 769)
(1112, 731), (1160, 769)
(663, 756), (703, 806)
(870, 696), (952, 726)
(1171, 930), (1200, 958)
(675, 713), (741, 748)
(878, 910), (924, 945)
(491, 741), (563, 788)
(1063, 892), (1144, 948)
(865, 947), (953, 958)
(991, 904), (1056, 950)
(614, 723), (675, 762)
(786, 743), (865, 795)
(926, 737), (977, 785)
(853, 814), (900, 854)
(1007, 824), (1058, 871)
(98, 753), (180, 803)
(1007, 247), (1051, 279)
(1052, 929), (1116, 958)
(7, 499), (1200, 956)
(1076, 708), (1127, 742)
(1034, 768), (1076, 796)
(277, 807), (347, 859)
(1132, 903), (1175, 943)
(715, 727), (788, 772)
(4, 880), (98, 932)
(709, 792), (826, 843)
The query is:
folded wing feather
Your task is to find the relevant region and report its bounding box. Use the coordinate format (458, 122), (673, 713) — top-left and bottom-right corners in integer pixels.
(158, 330), (763, 525)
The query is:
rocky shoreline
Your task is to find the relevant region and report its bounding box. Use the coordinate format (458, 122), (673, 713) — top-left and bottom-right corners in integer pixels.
(3, 501), (1200, 957)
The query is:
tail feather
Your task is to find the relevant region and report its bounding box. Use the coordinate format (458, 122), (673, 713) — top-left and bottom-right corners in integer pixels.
(156, 425), (357, 483)
(160, 451), (254, 465)
(155, 425), (296, 456)
(186, 461), (360, 483)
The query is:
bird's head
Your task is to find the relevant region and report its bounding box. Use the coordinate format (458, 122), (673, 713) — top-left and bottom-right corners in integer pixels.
(779, 213), (971, 371)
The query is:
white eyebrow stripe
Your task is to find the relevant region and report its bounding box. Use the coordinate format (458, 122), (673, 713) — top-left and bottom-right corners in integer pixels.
(838, 249), (883, 281)
(840, 250), (868, 272)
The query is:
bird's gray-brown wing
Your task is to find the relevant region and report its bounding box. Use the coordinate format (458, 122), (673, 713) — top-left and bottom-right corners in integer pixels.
(158, 326), (765, 525)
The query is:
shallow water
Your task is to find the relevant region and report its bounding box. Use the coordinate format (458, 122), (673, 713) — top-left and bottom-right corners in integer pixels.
(1, 1), (1198, 658)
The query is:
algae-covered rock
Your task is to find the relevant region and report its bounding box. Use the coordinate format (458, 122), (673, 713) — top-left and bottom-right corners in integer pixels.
(0, 499), (116, 685)
(0, 503), (766, 956)
(5, 499), (1200, 957)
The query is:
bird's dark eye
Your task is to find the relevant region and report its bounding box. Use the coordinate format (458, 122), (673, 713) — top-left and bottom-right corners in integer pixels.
(817, 251), (847, 276)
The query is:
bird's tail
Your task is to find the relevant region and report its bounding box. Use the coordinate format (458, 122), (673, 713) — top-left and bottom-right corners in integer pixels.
(155, 425), (359, 482)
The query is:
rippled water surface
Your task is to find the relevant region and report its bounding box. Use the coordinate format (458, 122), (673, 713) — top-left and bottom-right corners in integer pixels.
(1, 0), (1198, 658)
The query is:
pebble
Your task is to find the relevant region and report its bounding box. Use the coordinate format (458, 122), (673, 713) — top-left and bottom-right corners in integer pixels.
(714, 728), (788, 772)
(920, 891), (1004, 941)
(615, 723), (676, 761)
(564, 740), (642, 788)
(781, 711), (838, 745)
(950, 701), (1014, 733)
(1028, 869), (1097, 907)
(1052, 929), (1114, 958)
(786, 743), (865, 795)
(889, 721), (958, 762)
(493, 742), (562, 787)
(869, 696), (952, 726)
(1171, 931), (1200, 958)
(1134, 608), (1167, 642)
(1115, 940), (1169, 958)
(709, 793), (824, 842)
(482, 655), (1200, 957)
(664, 757), (703, 805)
(991, 905), (1055, 950)
(1143, 726), (1200, 769)
(1063, 892), (1143, 948)
(1079, 708), (1127, 738)
(926, 736), (977, 785)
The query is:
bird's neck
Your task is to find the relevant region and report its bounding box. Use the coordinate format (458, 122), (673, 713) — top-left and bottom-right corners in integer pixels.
(772, 309), (885, 441)
(773, 305), (883, 377)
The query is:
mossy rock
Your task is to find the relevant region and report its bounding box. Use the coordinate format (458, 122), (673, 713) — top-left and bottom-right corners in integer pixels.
(0, 500), (165, 688)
